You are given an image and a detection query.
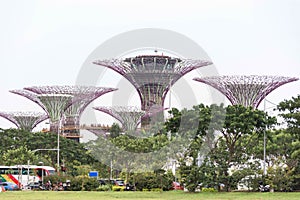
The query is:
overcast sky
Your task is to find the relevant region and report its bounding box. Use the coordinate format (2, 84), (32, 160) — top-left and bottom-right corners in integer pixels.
(0, 0), (299, 131)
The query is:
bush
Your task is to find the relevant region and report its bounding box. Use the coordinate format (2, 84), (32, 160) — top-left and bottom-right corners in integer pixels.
(44, 175), (99, 191)
(97, 185), (111, 191)
(151, 188), (163, 192)
(130, 170), (173, 191)
(202, 187), (217, 192)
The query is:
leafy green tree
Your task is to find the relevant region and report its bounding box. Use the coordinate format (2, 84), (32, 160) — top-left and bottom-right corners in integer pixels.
(277, 95), (300, 139)
(165, 104), (225, 192)
(166, 104), (276, 192)
(86, 131), (171, 180)
(1, 146), (40, 166)
(109, 123), (122, 138)
(0, 128), (100, 176)
(211, 105), (275, 191)
(276, 95), (300, 190)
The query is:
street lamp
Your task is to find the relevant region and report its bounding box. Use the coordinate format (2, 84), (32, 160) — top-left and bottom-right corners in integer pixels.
(46, 119), (61, 174)
(57, 119), (61, 174)
(263, 99), (266, 176)
(263, 98), (277, 176)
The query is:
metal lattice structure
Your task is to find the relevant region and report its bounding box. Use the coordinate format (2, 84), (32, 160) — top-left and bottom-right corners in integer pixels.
(84, 125), (111, 138)
(93, 106), (146, 131)
(9, 89), (47, 111)
(0, 111), (48, 132)
(93, 55), (212, 111)
(21, 86), (117, 141)
(37, 94), (73, 133)
(193, 75), (299, 108)
(10, 89), (71, 133)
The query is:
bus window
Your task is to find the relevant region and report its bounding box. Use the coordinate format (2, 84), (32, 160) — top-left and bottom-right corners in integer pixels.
(36, 169), (47, 177)
(48, 170), (55, 175)
(21, 169), (34, 175)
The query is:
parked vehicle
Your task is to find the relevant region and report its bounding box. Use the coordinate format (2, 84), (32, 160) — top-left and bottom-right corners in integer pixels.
(98, 179), (125, 186)
(258, 181), (270, 192)
(172, 181), (184, 190)
(0, 165), (55, 188)
(27, 182), (41, 190)
(0, 182), (19, 191)
(124, 183), (135, 191)
(113, 179), (125, 186)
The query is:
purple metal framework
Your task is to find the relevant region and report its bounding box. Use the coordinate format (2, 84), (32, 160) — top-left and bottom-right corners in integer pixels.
(0, 111), (48, 132)
(193, 75), (299, 108)
(10, 89), (72, 133)
(22, 86), (117, 141)
(36, 94), (73, 133)
(9, 89), (46, 111)
(93, 55), (212, 111)
(10, 86), (117, 142)
(93, 106), (146, 132)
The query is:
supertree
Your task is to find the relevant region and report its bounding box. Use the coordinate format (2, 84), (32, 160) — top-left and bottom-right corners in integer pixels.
(0, 111), (48, 132)
(36, 94), (73, 133)
(23, 86), (117, 142)
(10, 89), (72, 133)
(193, 75), (299, 108)
(93, 106), (146, 132)
(93, 55), (212, 126)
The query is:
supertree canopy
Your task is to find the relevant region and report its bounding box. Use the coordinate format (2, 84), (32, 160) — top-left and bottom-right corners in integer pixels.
(10, 86), (117, 142)
(93, 55), (212, 111)
(93, 106), (146, 132)
(9, 89), (46, 111)
(193, 75), (299, 108)
(23, 85), (117, 142)
(0, 111), (48, 132)
(10, 89), (72, 133)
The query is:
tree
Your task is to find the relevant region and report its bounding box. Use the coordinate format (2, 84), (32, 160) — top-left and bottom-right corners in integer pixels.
(211, 105), (276, 191)
(165, 104), (276, 192)
(86, 131), (171, 180)
(109, 123), (122, 138)
(1, 146), (39, 166)
(165, 103), (225, 192)
(0, 128), (99, 176)
(276, 95), (300, 190)
(277, 95), (300, 139)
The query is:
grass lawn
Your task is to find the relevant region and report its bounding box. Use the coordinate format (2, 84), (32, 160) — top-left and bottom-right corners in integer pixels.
(1, 191), (300, 200)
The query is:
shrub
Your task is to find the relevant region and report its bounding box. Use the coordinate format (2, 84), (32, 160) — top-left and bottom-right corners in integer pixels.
(44, 175), (99, 191)
(202, 187), (217, 192)
(150, 188), (163, 192)
(130, 171), (173, 191)
(97, 185), (111, 191)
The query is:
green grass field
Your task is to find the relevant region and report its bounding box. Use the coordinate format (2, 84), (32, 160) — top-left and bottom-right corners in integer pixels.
(1, 191), (300, 200)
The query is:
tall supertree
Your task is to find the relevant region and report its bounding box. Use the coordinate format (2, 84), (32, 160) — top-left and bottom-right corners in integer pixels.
(23, 86), (117, 142)
(0, 111), (48, 132)
(36, 94), (73, 133)
(93, 55), (212, 126)
(10, 89), (71, 133)
(193, 75), (299, 108)
(93, 106), (146, 132)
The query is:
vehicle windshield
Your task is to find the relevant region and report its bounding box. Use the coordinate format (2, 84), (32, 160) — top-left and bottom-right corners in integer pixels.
(116, 180), (124, 186)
